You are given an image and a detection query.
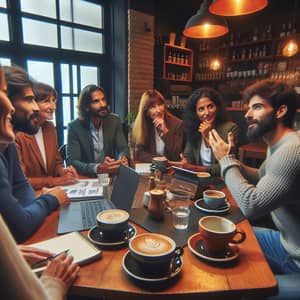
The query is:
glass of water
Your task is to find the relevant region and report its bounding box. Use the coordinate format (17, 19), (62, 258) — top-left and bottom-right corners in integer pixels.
(98, 173), (110, 186)
(169, 190), (190, 230)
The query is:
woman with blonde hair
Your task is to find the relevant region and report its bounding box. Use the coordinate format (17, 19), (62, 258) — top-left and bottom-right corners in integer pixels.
(132, 89), (183, 162)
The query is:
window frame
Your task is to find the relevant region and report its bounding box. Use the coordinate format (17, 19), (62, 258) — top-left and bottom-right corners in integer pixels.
(0, 0), (112, 145)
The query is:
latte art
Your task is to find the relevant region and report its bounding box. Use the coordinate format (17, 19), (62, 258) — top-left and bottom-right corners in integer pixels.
(130, 234), (175, 256)
(97, 209), (129, 224)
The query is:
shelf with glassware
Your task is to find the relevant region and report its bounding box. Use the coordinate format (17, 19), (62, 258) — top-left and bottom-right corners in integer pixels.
(194, 35), (300, 83)
(163, 43), (193, 82)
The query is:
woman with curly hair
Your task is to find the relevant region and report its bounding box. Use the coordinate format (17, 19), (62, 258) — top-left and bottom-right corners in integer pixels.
(182, 87), (239, 176)
(132, 89), (184, 162)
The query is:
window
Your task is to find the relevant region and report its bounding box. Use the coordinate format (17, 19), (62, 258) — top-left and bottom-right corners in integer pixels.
(0, 12), (9, 41)
(20, 0), (104, 54)
(60, 63), (99, 139)
(0, 57), (11, 66)
(0, 0), (107, 145)
(22, 18), (58, 48)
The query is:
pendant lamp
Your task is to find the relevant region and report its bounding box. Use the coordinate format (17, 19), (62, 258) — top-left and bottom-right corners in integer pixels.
(183, 0), (229, 39)
(209, 0), (268, 16)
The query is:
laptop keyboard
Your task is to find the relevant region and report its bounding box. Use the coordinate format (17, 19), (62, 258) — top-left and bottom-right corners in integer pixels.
(80, 200), (114, 229)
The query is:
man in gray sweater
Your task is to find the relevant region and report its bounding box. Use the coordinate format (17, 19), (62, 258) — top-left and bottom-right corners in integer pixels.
(209, 80), (300, 299)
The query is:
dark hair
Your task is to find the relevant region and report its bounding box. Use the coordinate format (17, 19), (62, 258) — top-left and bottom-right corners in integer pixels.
(183, 87), (227, 146)
(4, 65), (33, 101)
(78, 84), (105, 120)
(32, 82), (57, 102)
(243, 80), (297, 128)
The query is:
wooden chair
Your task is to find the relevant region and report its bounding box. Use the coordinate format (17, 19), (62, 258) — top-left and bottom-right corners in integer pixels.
(239, 142), (267, 165)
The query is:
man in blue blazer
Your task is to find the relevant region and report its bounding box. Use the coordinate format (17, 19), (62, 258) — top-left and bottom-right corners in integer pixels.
(66, 85), (130, 177)
(1, 65), (69, 243)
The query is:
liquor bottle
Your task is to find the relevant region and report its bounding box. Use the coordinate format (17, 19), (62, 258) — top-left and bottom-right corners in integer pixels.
(248, 48), (253, 59)
(286, 22), (292, 36)
(280, 23), (286, 38)
(168, 51), (172, 62)
(266, 24), (272, 39)
(253, 27), (258, 41)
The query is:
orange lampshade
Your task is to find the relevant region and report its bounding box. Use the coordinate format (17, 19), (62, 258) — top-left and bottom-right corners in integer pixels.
(183, 0), (229, 39)
(209, 0), (268, 16)
(282, 40), (299, 57)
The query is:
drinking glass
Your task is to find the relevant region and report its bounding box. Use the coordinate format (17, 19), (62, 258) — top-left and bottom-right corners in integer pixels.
(168, 190), (190, 230)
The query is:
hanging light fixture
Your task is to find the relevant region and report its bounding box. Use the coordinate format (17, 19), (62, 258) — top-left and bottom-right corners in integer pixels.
(183, 0), (229, 39)
(209, 0), (268, 16)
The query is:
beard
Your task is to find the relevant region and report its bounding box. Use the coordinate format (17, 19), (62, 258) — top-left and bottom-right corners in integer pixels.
(246, 111), (277, 142)
(12, 112), (39, 134)
(90, 106), (109, 119)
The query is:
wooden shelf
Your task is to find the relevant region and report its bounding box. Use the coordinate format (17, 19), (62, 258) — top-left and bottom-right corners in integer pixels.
(163, 43), (193, 83)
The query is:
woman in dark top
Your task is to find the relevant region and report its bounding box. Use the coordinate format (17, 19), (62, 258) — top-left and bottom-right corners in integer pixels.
(182, 87), (239, 176)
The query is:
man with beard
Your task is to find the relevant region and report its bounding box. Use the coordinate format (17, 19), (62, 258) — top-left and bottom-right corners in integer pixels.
(209, 80), (300, 299)
(2, 65), (69, 243)
(67, 84), (130, 177)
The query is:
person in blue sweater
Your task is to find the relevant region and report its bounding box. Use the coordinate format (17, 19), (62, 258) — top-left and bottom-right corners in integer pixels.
(1, 65), (69, 243)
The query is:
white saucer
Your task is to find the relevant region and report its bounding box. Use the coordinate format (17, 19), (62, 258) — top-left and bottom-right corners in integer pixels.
(122, 250), (183, 283)
(194, 198), (230, 214)
(188, 233), (239, 263)
(88, 224), (136, 247)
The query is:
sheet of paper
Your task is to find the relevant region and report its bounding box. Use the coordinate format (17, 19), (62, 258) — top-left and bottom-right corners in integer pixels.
(135, 163), (152, 174)
(60, 179), (103, 200)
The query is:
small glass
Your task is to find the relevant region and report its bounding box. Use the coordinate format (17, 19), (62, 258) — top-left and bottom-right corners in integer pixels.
(97, 173), (110, 186)
(168, 190), (190, 230)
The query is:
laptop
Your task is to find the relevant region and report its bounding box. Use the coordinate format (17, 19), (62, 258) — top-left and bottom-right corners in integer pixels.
(57, 165), (140, 234)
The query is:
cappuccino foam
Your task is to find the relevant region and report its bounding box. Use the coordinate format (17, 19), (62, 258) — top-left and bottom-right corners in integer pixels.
(131, 234), (175, 256)
(97, 209), (129, 224)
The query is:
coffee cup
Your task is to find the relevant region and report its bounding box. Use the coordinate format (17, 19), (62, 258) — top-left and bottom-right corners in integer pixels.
(203, 189), (226, 209)
(96, 209), (129, 242)
(129, 233), (183, 276)
(198, 216), (246, 255)
(152, 156), (168, 173)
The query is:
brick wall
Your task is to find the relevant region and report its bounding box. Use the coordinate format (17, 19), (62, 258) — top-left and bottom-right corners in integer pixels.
(128, 9), (154, 114)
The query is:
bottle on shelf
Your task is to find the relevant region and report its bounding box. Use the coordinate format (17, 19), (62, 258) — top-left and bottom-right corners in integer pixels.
(266, 24), (272, 40)
(253, 27), (258, 41)
(280, 23), (286, 38)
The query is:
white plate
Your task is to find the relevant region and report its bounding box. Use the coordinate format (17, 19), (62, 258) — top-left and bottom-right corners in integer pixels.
(122, 250), (183, 283)
(194, 198), (230, 214)
(188, 233), (239, 263)
(88, 224), (136, 247)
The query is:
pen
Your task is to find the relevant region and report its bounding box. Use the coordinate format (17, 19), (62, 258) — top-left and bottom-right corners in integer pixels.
(32, 249), (70, 269)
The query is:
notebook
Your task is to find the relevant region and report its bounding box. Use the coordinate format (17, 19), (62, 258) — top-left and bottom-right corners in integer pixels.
(57, 165), (140, 234)
(30, 231), (101, 273)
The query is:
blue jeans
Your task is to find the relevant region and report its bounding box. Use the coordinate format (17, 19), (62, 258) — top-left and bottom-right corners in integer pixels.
(254, 227), (300, 300)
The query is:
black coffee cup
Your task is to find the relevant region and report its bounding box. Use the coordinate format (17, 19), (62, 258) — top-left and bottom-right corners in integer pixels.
(152, 156), (168, 174)
(96, 209), (129, 242)
(129, 233), (183, 276)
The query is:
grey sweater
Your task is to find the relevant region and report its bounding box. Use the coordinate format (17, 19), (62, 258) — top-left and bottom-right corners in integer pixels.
(219, 132), (300, 266)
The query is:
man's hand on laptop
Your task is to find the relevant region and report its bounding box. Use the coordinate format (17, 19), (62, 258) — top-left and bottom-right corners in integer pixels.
(41, 187), (70, 205)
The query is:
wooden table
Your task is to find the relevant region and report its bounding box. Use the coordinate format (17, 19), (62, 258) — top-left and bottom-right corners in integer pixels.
(27, 175), (277, 300)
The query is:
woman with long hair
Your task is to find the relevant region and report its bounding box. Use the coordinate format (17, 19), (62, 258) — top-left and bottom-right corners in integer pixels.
(132, 89), (184, 162)
(182, 87), (239, 176)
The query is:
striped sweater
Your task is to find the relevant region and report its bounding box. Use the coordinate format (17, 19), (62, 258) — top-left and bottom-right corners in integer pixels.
(219, 131), (300, 266)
